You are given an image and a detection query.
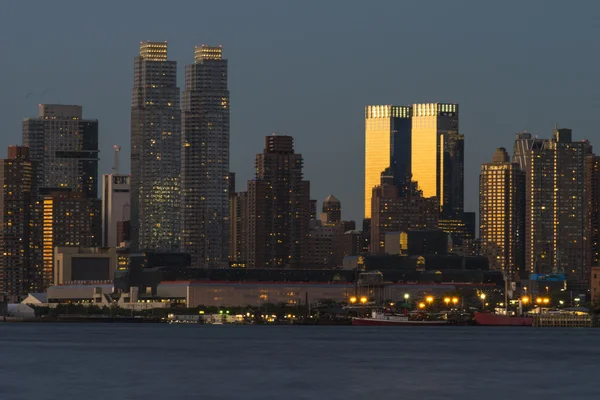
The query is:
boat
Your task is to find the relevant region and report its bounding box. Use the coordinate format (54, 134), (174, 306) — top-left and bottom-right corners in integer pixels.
(474, 312), (533, 326)
(352, 310), (448, 326)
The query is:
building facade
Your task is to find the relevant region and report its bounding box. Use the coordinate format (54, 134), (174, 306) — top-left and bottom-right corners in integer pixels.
(521, 128), (586, 279)
(479, 148), (525, 277)
(364, 105), (412, 218)
(101, 174), (130, 248)
(54, 247), (117, 285)
(0, 146), (35, 298)
(22, 104), (99, 198)
(41, 192), (102, 288)
(246, 136), (311, 268)
(320, 194), (341, 223)
(371, 171), (438, 254)
(585, 147), (600, 273)
(130, 41), (181, 252)
(411, 103), (463, 218)
(181, 45), (230, 266)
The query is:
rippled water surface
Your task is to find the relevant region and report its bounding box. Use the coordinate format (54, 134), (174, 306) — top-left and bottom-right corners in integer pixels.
(0, 324), (598, 399)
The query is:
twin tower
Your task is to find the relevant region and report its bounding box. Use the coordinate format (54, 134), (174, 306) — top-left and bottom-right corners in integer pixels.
(364, 103), (464, 220)
(131, 42), (229, 266)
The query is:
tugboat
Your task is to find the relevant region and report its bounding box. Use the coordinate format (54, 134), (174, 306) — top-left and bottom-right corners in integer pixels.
(352, 310), (448, 326)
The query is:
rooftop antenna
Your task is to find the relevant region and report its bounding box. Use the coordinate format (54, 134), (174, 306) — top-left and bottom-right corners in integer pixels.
(113, 145), (121, 174)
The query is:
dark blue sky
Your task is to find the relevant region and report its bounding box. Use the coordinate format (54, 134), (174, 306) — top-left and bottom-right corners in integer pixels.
(1, 0), (599, 223)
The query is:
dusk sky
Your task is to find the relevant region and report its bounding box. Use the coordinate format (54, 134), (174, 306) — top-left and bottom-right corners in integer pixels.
(1, 0), (599, 223)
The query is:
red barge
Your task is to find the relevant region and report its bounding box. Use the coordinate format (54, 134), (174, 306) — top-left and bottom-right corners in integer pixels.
(474, 312), (533, 326)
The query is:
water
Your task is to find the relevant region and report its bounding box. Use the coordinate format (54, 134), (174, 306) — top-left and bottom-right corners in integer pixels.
(0, 324), (598, 400)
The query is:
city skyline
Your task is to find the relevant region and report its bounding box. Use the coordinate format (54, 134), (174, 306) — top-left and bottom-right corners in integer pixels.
(3, 1), (599, 224)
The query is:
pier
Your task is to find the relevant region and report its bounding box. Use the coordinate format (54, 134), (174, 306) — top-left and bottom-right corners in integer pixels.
(532, 314), (599, 328)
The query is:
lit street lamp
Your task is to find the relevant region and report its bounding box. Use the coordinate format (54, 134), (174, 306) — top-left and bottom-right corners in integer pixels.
(359, 296), (368, 305)
(444, 297), (451, 308)
(480, 293), (486, 310)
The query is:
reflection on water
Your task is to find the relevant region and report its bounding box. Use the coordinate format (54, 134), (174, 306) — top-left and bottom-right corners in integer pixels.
(0, 325), (598, 400)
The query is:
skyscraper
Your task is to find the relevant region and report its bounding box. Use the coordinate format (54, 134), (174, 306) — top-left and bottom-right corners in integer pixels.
(181, 45), (230, 266)
(411, 103), (462, 218)
(479, 148), (525, 277)
(0, 146), (35, 298)
(130, 41), (181, 252)
(364, 105), (412, 218)
(585, 145), (600, 273)
(246, 135), (310, 268)
(520, 128), (586, 278)
(22, 104), (99, 198)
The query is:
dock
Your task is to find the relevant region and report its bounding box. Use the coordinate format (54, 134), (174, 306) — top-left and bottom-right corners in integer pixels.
(532, 314), (599, 328)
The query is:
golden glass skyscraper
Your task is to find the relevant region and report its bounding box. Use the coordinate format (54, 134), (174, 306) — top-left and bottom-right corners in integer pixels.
(411, 103), (463, 217)
(364, 105), (411, 218)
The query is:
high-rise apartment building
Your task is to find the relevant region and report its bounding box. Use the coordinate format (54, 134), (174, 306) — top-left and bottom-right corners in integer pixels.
(520, 129), (586, 278)
(479, 148), (525, 277)
(22, 104), (99, 198)
(130, 41), (181, 252)
(585, 146), (600, 273)
(41, 191), (101, 288)
(364, 105), (412, 218)
(0, 146), (35, 298)
(181, 45), (230, 266)
(246, 136), (310, 268)
(411, 103), (463, 218)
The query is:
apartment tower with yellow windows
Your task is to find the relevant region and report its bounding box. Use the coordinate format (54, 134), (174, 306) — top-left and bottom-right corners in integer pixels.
(479, 147), (525, 278)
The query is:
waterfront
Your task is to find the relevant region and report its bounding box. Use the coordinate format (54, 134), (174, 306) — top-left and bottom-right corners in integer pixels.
(0, 325), (598, 399)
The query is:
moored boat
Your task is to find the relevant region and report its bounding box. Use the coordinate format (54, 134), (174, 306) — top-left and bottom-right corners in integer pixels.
(474, 312), (533, 326)
(352, 310), (448, 326)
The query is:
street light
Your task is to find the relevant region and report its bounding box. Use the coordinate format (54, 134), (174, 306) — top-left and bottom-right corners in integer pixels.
(543, 298), (550, 305)
(418, 302), (426, 309)
(360, 296), (368, 305)
(536, 298), (543, 304)
(522, 296), (529, 304)
(444, 297), (451, 307)
(404, 293), (410, 301)
(426, 296), (434, 304)
(480, 293), (486, 310)
(452, 297), (459, 307)
(349, 296), (357, 304)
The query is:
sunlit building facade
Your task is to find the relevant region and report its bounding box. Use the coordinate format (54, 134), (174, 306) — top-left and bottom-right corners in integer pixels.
(479, 148), (525, 277)
(364, 105), (412, 218)
(181, 45), (230, 266)
(411, 103), (463, 218)
(130, 41), (181, 252)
